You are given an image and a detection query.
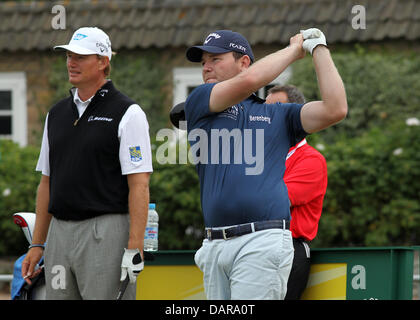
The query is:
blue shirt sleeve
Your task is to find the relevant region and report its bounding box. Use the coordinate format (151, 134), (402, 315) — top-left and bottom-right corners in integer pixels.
(185, 83), (217, 130)
(272, 102), (308, 148)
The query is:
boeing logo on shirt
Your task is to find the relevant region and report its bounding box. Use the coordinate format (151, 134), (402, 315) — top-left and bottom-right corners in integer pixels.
(88, 116), (113, 122)
(249, 115), (271, 124)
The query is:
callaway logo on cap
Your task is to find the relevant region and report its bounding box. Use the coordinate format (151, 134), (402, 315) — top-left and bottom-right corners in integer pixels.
(186, 30), (254, 63)
(54, 27), (112, 61)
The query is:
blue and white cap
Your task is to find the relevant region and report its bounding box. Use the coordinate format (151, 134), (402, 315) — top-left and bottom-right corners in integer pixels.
(186, 30), (254, 63)
(54, 27), (112, 61)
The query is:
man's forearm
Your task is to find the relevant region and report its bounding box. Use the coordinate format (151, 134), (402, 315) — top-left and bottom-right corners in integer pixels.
(127, 189), (149, 251)
(127, 173), (150, 251)
(312, 46), (347, 116)
(241, 45), (302, 94)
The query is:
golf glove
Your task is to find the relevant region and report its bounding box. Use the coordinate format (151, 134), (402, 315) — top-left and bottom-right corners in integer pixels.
(120, 248), (144, 284)
(300, 28), (327, 55)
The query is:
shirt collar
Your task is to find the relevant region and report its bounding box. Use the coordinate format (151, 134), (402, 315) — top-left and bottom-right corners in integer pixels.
(72, 88), (94, 106)
(69, 80), (114, 105)
(286, 139), (307, 160)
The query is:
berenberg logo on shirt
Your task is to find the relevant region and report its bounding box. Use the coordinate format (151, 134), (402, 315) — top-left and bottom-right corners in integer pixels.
(249, 115), (271, 124)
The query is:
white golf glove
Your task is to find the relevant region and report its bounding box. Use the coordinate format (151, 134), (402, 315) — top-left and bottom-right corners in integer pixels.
(120, 248), (144, 284)
(300, 28), (327, 55)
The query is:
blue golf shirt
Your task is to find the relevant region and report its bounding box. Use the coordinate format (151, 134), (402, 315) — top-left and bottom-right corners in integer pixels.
(185, 83), (307, 227)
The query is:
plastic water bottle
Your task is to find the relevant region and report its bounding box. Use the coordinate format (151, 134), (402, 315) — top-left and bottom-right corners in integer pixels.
(144, 203), (159, 251)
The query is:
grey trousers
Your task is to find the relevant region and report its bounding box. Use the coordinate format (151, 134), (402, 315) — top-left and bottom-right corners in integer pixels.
(44, 214), (136, 300)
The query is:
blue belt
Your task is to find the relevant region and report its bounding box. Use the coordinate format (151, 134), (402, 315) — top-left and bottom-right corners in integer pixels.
(205, 220), (290, 241)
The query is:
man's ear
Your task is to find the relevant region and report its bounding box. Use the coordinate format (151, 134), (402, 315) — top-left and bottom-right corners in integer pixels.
(98, 56), (109, 71)
(240, 54), (252, 70)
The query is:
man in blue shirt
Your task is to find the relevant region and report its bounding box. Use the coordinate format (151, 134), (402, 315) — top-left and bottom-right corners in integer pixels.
(185, 29), (347, 299)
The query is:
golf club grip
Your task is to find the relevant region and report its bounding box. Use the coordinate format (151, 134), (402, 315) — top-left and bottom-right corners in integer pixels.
(116, 277), (130, 300)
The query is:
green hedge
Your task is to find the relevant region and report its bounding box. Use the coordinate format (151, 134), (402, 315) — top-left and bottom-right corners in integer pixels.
(0, 140), (40, 255)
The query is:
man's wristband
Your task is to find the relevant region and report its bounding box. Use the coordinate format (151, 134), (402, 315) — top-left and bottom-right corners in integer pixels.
(28, 244), (45, 250)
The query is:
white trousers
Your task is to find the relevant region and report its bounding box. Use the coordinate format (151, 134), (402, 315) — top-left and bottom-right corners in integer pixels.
(194, 228), (294, 300)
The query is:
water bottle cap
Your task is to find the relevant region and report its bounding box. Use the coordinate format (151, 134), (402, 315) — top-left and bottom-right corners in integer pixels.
(149, 203), (156, 210)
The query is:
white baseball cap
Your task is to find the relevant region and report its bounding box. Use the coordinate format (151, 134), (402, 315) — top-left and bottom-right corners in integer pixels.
(54, 27), (112, 61)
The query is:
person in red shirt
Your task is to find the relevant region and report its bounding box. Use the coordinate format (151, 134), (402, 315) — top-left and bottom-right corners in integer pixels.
(266, 85), (328, 300)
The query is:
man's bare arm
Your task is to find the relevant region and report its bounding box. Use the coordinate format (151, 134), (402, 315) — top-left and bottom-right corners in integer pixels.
(209, 35), (305, 113)
(300, 46), (348, 133)
(21, 175), (52, 284)
(126, 172), (150, 254)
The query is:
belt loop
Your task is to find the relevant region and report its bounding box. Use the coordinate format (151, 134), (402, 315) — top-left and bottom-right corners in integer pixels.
(222, 229), (228, 240)
(283, 220), (285, 230)
(250, 222), (255, 233)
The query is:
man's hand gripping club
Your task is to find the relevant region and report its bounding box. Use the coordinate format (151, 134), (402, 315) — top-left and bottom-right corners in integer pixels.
(120, 248), (144, 284)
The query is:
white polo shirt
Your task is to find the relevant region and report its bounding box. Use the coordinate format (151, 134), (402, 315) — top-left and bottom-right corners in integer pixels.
(36, 88), (153, 176)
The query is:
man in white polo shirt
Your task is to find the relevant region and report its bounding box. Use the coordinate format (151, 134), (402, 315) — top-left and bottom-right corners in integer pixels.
(21, 27), (153, 299)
